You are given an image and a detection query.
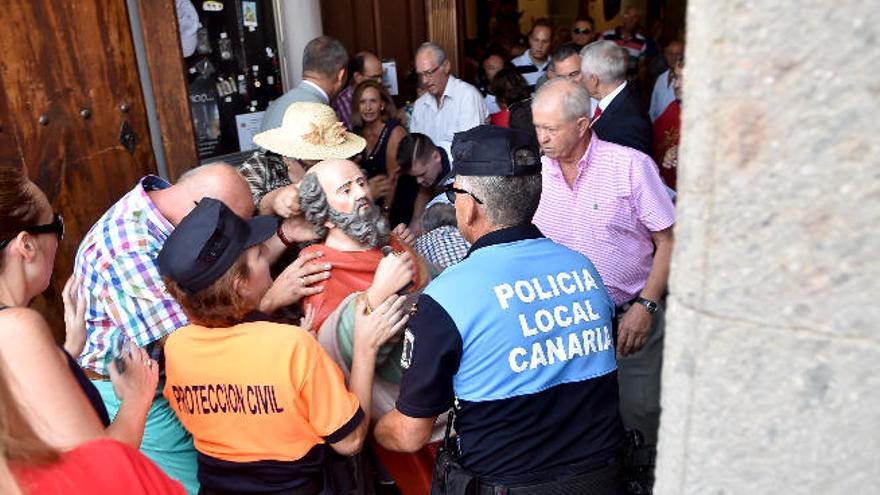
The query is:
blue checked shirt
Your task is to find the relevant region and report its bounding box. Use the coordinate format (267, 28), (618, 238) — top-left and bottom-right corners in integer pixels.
(75, 176), (188, 374)
(413, 225), (471, 271)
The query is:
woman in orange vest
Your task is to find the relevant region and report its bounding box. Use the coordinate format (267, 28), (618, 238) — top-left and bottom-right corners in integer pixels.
(157, 198), (409, 495)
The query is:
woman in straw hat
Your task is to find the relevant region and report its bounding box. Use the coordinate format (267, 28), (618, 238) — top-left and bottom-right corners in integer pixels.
(241, 102), (367, 219)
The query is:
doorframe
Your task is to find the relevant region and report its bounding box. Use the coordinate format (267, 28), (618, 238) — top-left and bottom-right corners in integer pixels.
(127, 0), (199, 182)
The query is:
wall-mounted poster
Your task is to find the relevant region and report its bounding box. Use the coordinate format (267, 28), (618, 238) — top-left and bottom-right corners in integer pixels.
(235, 111), (265, 151)
(381, 60), (398, 96)
(242, 1), (258, 28)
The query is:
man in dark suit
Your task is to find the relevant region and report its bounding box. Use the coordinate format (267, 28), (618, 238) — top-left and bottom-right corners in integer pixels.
(261, 36), (349, 131)
(581, 40), (653, 156)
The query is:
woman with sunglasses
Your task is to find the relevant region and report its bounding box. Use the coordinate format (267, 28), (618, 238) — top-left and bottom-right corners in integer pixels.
(0, 357), (185, 494)
(570, 17), (597, 50)
(0, 167), (157, 451)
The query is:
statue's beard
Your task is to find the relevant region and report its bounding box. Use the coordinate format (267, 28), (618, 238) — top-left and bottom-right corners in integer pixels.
(328, 199), (390, 248)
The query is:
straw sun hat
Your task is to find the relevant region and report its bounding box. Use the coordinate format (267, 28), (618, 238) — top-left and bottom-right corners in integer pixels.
(253, 102), (366, 160)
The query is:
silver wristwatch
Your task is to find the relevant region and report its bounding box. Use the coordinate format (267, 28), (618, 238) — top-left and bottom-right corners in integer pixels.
(636, 297), (659, 314)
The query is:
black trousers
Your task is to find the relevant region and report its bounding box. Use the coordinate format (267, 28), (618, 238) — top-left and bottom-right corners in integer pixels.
(476, 460), (625, 495)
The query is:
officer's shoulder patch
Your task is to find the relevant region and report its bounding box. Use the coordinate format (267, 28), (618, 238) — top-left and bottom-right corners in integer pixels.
(401, 328), (415, 369)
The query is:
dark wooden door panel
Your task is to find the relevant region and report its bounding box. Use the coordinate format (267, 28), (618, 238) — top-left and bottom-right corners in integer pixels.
(321, 0), (427, 103)
(322, 0), (379, 53)
(0, 0), (158, 338)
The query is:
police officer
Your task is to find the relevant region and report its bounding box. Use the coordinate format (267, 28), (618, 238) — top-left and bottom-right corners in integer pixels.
(374, 125), (626, 494)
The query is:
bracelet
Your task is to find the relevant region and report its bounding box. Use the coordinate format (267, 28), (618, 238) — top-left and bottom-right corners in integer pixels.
(276, 224), (295, 247)
(358, 291), (374, 315)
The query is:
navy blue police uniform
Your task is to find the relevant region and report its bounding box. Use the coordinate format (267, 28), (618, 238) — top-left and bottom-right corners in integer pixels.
(395, 126), (625, 492)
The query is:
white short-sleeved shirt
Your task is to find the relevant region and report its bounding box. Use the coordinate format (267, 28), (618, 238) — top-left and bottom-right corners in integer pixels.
(410, 76), (488, 152)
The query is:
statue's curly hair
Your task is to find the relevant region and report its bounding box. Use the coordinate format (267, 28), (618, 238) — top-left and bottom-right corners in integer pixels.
(298, 173), (330, 240)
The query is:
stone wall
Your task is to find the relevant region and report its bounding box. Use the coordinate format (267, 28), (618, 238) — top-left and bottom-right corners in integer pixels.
(656, 1), (880, 493)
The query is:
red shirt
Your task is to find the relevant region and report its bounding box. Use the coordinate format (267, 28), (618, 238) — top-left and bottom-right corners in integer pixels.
(14, 438), (185, 494)
(490, 108), (510, 128)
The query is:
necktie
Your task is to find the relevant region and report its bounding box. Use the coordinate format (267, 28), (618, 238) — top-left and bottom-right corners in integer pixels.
(593, 105), (602, 120)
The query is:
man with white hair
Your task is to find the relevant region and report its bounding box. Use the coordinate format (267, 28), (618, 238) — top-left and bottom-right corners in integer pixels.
(410, 42), (487, 154)
(531, 78), (675, 486)
(581, 40), (653, 156)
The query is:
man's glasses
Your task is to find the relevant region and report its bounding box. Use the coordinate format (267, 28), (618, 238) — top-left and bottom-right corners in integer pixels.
(572, 28), (592, 35)
(444, 185), (483, 204)
(0, 213), (65, 250)
(364, 73), (384, 83)
(417, 64), (442, 80)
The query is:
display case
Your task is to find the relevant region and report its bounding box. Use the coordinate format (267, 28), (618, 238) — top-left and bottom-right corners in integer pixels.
(183, 0), (284, 161)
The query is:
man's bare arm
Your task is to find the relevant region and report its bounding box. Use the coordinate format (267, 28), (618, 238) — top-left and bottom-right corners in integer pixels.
(374, 409), (436, 453)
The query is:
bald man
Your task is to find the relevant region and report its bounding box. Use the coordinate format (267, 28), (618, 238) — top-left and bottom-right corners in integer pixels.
(73, 164), (314, 493)
(334, 51), (385, 129)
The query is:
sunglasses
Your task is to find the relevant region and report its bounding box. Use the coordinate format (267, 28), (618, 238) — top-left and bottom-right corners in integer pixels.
(443, 185), (483, 204)
(0, 212), (65, 250)
(572, 28), (592, 35)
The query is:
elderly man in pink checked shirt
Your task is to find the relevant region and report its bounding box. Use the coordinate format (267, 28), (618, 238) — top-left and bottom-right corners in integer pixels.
(531, 78), (674, 480)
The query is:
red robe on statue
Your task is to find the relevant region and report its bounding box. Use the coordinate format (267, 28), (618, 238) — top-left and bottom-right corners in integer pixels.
(301, 244), (384, 333)
(300, 240), (434, 495)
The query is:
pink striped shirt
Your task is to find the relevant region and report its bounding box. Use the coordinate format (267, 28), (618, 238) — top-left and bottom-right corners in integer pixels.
(534, 136), (675, 306)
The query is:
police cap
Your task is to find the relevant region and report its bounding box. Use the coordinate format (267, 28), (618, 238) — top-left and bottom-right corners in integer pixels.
(451, 125), (541, 177)
(158, 198), (278, 295)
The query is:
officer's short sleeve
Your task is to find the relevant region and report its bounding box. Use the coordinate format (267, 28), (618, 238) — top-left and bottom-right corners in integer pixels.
(396, 295), (462, 418)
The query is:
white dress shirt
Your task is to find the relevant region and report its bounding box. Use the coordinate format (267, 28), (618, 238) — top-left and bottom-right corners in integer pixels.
(410, 75), (488, 152)
(597, 80), (628, 113)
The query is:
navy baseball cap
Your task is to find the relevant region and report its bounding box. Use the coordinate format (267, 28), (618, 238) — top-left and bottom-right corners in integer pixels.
(451, 125), (541, 177)
(158, 198), (278, 295)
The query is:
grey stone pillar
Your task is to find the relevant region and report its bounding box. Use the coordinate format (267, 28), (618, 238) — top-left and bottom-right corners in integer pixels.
(655, 1), (880, 493)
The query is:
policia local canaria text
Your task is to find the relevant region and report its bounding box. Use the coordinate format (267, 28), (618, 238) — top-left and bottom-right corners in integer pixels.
(493, 269), (613, 374)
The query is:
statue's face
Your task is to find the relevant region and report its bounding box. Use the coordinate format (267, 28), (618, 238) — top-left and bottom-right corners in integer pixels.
(317, 160), (373, 215)
(309, 159), (389, 248)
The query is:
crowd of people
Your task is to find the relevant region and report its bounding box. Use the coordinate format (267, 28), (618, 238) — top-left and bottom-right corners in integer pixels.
(0, 8), (684, 495)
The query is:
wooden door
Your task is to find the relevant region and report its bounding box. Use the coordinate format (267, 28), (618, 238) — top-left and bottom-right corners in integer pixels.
(321, 0), (428, 102)
(0, 0), (159, 339)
